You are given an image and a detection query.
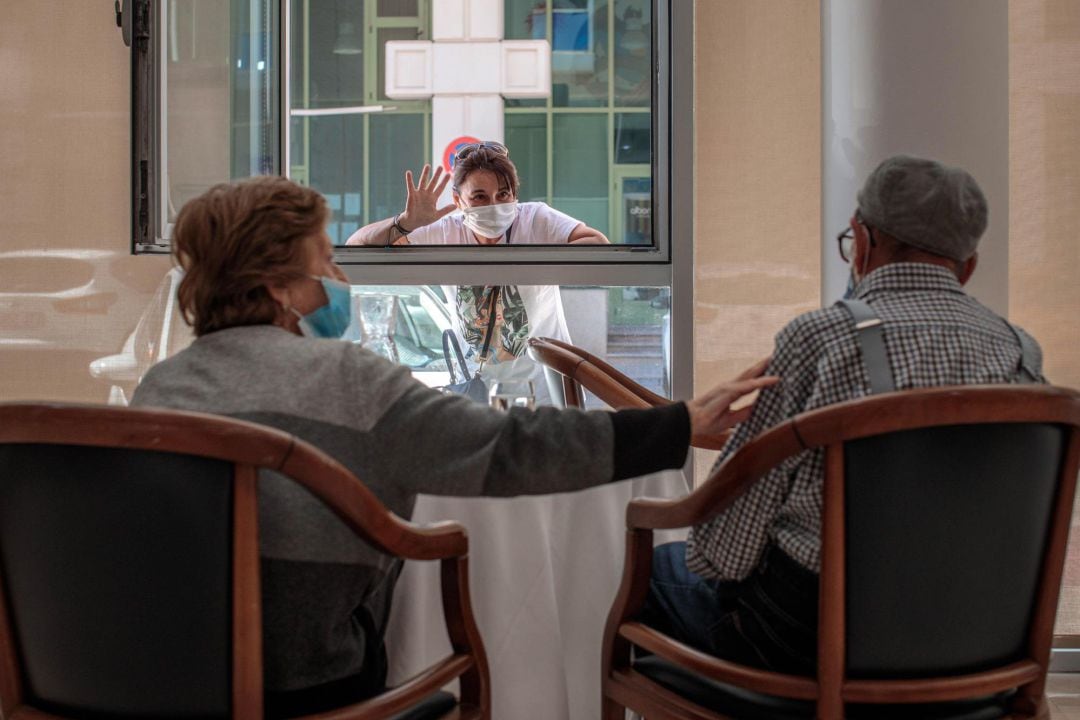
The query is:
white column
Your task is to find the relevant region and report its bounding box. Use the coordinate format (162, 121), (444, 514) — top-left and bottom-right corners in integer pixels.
(821, 0), (1009, 313)
(384, 0), (549, 203)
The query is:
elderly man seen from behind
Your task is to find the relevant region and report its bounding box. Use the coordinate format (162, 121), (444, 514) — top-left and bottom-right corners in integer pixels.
(638, 154), (1045, 675)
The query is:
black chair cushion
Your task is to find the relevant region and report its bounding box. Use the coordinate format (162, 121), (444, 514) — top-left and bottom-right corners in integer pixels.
(633, 656), (1014, 720)
(0, 444), (233, 717)
(844, 423), (1065, 677)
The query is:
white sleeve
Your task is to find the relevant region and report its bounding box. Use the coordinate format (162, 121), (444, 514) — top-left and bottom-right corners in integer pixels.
(406, 215), (462, 245)
(522, 203), (582, 244)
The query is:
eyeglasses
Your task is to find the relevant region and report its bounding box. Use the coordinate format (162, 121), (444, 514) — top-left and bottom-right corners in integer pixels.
(836, 226), (856, 263)
(454, 141), (509, 162)
(836, 213), (875, 263)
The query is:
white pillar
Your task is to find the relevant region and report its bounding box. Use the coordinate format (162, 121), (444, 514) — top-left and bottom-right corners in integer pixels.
(384, 0), (549, 198)
(822, 0), (1009, 314)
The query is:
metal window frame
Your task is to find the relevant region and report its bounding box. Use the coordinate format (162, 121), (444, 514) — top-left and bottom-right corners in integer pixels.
(332, 0), (675, 269)
(129, 0), (695, 401)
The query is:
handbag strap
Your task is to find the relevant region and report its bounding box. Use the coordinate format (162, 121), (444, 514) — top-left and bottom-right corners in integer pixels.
(441, 330), (469, 384)
(475, 286), (501, 370)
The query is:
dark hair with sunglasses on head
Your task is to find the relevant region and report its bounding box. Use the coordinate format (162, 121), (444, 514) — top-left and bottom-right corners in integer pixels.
(451, 142), (519, 200)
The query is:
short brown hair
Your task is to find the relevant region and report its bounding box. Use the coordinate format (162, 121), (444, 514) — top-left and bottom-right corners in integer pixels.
(173, 176), (330, 336)
(452, 147), (520, 197)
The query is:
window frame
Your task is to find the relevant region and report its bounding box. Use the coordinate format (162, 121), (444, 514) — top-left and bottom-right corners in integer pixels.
(129, 0), (694, 399)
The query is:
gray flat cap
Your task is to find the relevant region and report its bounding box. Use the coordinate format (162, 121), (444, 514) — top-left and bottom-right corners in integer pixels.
(856, 155), (988, 261)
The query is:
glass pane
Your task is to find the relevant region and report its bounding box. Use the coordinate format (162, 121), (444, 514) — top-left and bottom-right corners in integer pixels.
(506, 0), (541, 40)
(613, 112), (650, 163)
(229, 1), (279, 178)
(377, 0), (419, 16)
(620, 177), (651, 245)
(598, 285), (670, 402)
(613, 0), (651, 107)
(343, 284), (670, 405)
(553, 114), (608, 235)
(301, 115), (365, 244)
(165, 0), (278, 223)
(550, 0), (608, 107)
(369, 113), (426, 221)
(344, 285), (451, 377)
(505, 114), (547, 201)
(302, 0), (366, 107)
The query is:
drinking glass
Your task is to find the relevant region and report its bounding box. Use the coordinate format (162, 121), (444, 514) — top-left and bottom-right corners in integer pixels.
(354, 292), (399, 363)
(489, 380), (536, 411)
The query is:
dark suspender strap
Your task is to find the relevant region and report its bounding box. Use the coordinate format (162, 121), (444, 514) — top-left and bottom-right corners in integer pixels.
(836, 299), (896, 395)
(1003, 319), (1041, 383)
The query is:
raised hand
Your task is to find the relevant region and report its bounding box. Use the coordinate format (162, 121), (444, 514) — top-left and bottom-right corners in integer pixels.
(398, 164), (458, 231)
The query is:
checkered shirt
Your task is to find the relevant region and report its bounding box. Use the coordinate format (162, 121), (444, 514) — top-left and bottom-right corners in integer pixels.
(686, 263), (1045, 580)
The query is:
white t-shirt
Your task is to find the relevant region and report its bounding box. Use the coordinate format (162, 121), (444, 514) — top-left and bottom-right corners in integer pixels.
(407, 201), (581, 246)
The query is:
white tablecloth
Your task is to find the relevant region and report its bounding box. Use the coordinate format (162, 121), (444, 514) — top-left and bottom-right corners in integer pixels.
(385, 470), (689, 720)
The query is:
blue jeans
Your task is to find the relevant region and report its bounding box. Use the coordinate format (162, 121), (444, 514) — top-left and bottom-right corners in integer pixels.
(638, 542), (818, 674)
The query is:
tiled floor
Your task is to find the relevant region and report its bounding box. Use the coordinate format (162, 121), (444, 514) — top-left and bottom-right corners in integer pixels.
(1050, 673), (1080, 718)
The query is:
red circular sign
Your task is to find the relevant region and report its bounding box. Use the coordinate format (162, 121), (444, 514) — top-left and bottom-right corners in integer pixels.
(442, 136), (482, 172)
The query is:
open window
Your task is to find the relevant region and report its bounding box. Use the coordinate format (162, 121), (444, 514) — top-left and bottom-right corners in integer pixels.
(127, 0), (693, 401)
(129, 0), (674, 263)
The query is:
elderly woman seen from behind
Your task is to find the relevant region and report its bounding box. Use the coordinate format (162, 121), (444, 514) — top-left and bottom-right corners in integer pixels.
(132, 176), (775, 716)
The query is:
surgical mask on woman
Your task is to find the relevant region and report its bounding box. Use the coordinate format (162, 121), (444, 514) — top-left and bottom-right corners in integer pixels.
(461, 202), (518, 240)
(292, 275), (352, 339)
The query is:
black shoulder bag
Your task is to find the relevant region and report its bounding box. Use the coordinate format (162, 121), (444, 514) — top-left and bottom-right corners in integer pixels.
(441, 286), (500, 403)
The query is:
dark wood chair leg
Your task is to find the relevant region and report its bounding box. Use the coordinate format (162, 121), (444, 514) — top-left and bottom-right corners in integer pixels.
(602, 695), (627, 719)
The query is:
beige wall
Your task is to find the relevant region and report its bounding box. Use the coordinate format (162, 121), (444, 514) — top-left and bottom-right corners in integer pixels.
(1009, 0), (1080, 391)
(1009, 0), (1080, 636)
(692, 1), (822, 479)
(0, 2), (170, 402)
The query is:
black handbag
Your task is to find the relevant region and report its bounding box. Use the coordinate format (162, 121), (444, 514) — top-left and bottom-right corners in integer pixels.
(441, 286), (500, 404)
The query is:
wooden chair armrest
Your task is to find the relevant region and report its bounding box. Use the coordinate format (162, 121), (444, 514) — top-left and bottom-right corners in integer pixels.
(314, 654), (476, 720)
(626, 420), (804, 530)
(281, 443), (470, 561)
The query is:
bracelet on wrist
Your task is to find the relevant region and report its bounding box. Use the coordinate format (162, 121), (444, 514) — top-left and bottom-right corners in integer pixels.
(392, 214), (412, 236)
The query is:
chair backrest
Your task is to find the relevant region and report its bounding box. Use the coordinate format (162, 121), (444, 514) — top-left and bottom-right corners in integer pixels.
(842, 422), (1065, 677)
(794, 386), (1080, 710)
(0, 443), (234, 717)
(0, 403), (489, 720)
(603, 386), (1080, 720)
(526, 337), (665, 409)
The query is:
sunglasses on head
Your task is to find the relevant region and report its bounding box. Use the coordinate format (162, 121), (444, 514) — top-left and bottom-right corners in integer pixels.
(454, 141), (509, 162)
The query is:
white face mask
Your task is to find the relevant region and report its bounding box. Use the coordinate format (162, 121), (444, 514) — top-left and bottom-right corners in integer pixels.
(461, 202), (518, 240)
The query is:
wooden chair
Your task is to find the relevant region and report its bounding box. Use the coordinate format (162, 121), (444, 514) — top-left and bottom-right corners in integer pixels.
(527, 337), (729, 450)
(601, 385), (1080, 719)
(0, 403), (490, 720)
